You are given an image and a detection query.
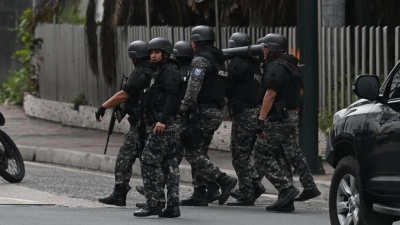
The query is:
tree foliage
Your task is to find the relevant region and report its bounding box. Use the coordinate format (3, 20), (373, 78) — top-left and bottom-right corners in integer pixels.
(0, 9), (42, 105)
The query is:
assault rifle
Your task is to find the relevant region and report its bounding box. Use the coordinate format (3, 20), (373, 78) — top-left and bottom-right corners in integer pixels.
(135, 88), (151, 158)
(136, 114), (147, 158)
(104, 72), (128, 154)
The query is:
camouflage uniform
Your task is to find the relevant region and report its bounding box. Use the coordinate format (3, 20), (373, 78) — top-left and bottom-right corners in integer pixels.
(226, 54), (263, 201)
(140, 58), (182, 208)
(282, 126), (317, 190)
(141, 120), (180, 207)
(254, 111), (298, 192)
(115, 126), (140, 186)
(114, 61), (156, 189)
(230, 107), (261, 199)
(183, 107), (224, 186)
(255, 54), (317, 193)
(180, 50), (225, 186)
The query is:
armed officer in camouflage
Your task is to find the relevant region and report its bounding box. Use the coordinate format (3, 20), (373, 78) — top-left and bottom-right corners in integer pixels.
(254, 33), (320, 212)
(95, 40), (156, 207)
(133, 37), (182, 218)
(134, 41), (194, 204)
(224, 32), (266, 206)
(179, 25), (237, 207)
(174, 40), (222, 204)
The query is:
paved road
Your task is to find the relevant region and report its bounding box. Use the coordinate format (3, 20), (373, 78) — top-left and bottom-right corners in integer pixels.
(0, 162), (330, 225)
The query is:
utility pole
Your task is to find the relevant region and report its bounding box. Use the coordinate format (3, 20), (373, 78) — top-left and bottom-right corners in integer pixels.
(298, 0), (325, 174)
(145, 0), (151, 40)
(214, 0), (221, 48)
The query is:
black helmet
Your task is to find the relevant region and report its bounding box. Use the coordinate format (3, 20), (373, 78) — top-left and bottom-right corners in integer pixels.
(228, 32), (251, 48)
(256, 37), (264, 45)
(173, 41), (193, 57)
(128, 40), (149, 59)
(262, 33), (287, 52)
(148, 37), (173, 54)
(191, 25), (215, 42)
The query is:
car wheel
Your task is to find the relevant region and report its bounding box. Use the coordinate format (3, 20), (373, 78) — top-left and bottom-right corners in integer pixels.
(329, 156), (393, 225)
(329, 156), (362, 225)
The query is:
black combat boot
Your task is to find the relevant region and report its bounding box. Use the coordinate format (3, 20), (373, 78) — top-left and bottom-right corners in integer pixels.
(136, 185), (144, 196)
(206, 182), (221, 203)
(133, 203), (163, 217)
(294, 187), (321, 201)
(266, 200), (295, 212)
(253, 181), (266, 201)
(98, 184), (130, 206)
(136, 201), (165, 209)
(230, 181), (265, 202)
(230, 189), (241, 199)
(269, 186), (299, 209)
(158, 205), (181, 218)
(180, 185), (208, 206)
(216, 173), (238, 205)
(227, 198), (255, 206)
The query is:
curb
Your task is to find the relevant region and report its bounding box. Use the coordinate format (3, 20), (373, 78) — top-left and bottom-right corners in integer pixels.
(18, 145), (330, 202)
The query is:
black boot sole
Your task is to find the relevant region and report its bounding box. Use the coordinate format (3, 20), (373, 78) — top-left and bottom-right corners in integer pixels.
(227, 202), (255, 206)
(266, 205), (295, 212)
(254, 187), (266, 200)
(294, 190), (321, 201)
(230, 191), (239, 199)
(179, 201), (208, 206)
(219, 178), (238, 205)
(158, 209), (181, 218)
(98, 199), (126, 206)
(158, 212), (181, 218)
(274, 189), (300, 209)
(133, 209), (162, 217)
(207, 193), (221, 203)
(136, 203), (146, 208)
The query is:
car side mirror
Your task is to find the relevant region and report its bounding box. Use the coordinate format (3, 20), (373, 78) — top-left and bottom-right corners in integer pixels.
(353, 75), (379, 100)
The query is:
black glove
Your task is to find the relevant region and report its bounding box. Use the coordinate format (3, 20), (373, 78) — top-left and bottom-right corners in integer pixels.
(95, 106), (106, 120)
(255, 119), (265, 134)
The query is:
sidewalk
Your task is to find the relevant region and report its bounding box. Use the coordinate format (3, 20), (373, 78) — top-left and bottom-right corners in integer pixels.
(0, 105), (333, 201)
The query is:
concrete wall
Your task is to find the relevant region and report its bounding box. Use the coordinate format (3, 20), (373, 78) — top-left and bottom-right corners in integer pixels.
(23, 93), (327, 156)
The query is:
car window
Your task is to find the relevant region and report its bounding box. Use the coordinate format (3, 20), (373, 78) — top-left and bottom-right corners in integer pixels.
(388, 69), (400, 99)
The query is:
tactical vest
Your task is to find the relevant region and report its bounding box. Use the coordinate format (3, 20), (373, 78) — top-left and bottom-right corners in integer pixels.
(227, 57), (262, 105)
(141, 63), (181, 116)
(261, 58), (302, 109)
(123, 66), (154, 116)
(195, 51), (228, 106)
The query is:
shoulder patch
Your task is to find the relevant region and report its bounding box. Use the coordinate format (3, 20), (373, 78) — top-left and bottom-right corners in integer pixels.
(193, 68), (203, 76)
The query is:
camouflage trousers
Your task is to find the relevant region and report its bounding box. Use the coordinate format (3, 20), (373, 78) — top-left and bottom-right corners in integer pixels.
(254, 110), (300, 192)
(115, 126), (140, 187)
(183, 107), (223, 186)
(282, 126), (317, 190)
(141, 120), (180, 207)
(230, 107), (261, 199)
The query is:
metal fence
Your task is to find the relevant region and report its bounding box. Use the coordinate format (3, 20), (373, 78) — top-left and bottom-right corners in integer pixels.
(320, 26), (400, 114)
(35, 24), (400, 115)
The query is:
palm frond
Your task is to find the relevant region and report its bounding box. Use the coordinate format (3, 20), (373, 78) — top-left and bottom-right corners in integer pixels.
(110, 0), (123, 27)
(85, 0), (99, 76)
(100, 0), (117, 82)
